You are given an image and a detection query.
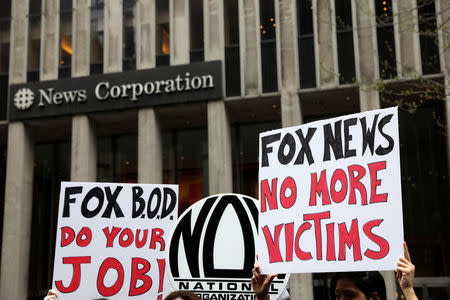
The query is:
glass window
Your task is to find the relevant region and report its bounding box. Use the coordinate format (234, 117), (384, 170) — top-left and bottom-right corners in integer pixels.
(0, 0), (11, 120)
(97, 135), (138, 183)
(27, 142), (71, 300)
(0, 144), (6, 266)
(232, 122), (281, 199)
(417, 0), (440, 75)
(156, 0), (170, 67)
(260, 0), (278, 93)
(123, 0), (136, 71)
(379, 83), (449, 297)
(27, 0), (41, 81)
(163, 129), (208, 215)
(59, 0), (72, 78)
(224, 0), (240, 97)
(398, 104), (449, 297)
(375, 0), (397, 79)
(0, 0), (11, 73)
(297, 0), (316, 89)
(189, 0), (204, 62)
(90, 0), (103, 74)
(335, 0), (356, 84)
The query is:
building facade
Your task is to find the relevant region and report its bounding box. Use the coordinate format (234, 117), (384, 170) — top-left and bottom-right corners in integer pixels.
(0, 0), (449, 299)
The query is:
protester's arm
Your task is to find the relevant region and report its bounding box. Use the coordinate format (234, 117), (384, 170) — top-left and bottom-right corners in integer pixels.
(44, 290), (58, 300)
(396, 242), (418, 300)
(251, 255), (277, 300)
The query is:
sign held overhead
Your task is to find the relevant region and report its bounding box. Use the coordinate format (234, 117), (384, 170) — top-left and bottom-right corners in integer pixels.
(257, 107), (404, 274)
(52, 182), (178, 300)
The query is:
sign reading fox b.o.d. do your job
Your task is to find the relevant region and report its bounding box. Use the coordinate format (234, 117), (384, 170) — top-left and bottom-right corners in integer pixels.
(52, 182), (178, 300)
(258, 107), (404, 274)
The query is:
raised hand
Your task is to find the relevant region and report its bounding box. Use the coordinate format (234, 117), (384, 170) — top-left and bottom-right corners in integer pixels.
(396, 242), (418, 300)
(251, 255), (278, 300)
(44, 290), (58, 300)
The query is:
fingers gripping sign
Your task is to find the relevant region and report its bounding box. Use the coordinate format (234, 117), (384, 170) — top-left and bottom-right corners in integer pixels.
(252, 255), (278, 300)
(395, 242), (418, 300)
(44, 290), (58, 300)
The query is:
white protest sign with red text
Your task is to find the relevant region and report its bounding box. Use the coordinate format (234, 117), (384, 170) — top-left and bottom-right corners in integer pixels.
(52, 182), (178, 300)
(258, 107), (403, 274)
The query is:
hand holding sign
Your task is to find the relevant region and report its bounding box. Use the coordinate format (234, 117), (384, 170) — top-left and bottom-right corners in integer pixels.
(396, 242), (418, 300)
(251, 255), (278, 300)
(44, 290), (58, 300)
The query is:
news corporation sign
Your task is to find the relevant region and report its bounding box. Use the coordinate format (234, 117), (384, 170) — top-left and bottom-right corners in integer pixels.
(167, 194), (289, 300)
(8, 61), (222, 121)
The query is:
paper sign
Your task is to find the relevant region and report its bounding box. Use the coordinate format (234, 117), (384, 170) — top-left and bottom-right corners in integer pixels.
(166, 193), (290, 300)
(258, 107), (404, 274)
(52, 182), (178, 300)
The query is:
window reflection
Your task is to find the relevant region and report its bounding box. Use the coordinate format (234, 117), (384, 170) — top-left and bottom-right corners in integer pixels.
(0, 145), (6, 268)
(156, 0), (169, 66)
(260, 0), (278, 93)
(418, 0), (440, 75)
(28, 142), (71, 300)
(297, 0), (316, 89)
(123, 0), (136, 71)
(90, 0), (103, 74)
(28, 0), (41, 78)
(397, 104), (449, 276)
(232, 122), (281, 199)
(375, 0), (397, 79)
(0, 0), (10, 119)
(189, 0), (204, 62)
(224, 0), (240, 97)
(163, 129), (208, 215)
(59, 0), (72, 78)
(97, 135), (138, 183)
(335, 0), (356, 84)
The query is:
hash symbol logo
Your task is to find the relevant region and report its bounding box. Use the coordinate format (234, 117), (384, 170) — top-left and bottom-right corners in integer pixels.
(14, 88), (35, 110)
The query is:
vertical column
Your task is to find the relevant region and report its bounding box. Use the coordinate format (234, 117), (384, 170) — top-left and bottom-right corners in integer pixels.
(315, 0), (339, 87)
(71, 115), (97, 181)
(71, 0), (97, 181)
(381, 272), (397, 300)
(138, 109), (162, 183)
(394, 0), (421, 77)
(170, 0), (190, 65)
(289, 271), (314, 300)
(40, 0), (59, 80)
(354, 0), (381, 111)
(72, 0), (90, 77)
(137, 0), (161, 184)
(205, 0), (232, 193)
(239, 0), (261, 95)
(275, 0), (308, 295)
(436, 0), (450, 182)
(0, 1), (33, 300)
(0, 124), (34, 300)
(136, 0), (156, 69)
(276, 0), (302, 128)
(104, 0), (122, 73)
(207, 101), (232, 193)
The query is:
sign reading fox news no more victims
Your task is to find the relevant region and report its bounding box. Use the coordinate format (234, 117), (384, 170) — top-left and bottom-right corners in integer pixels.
(9, 61), (221, 121)
(52, 182), (178, 300)
(258, 107), (404, 274)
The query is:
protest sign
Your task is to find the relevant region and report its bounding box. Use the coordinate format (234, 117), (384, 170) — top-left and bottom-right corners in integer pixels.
(167, 193), (289, 300)
(52, 182), (178, 300)
(258, 107), (403, 274)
